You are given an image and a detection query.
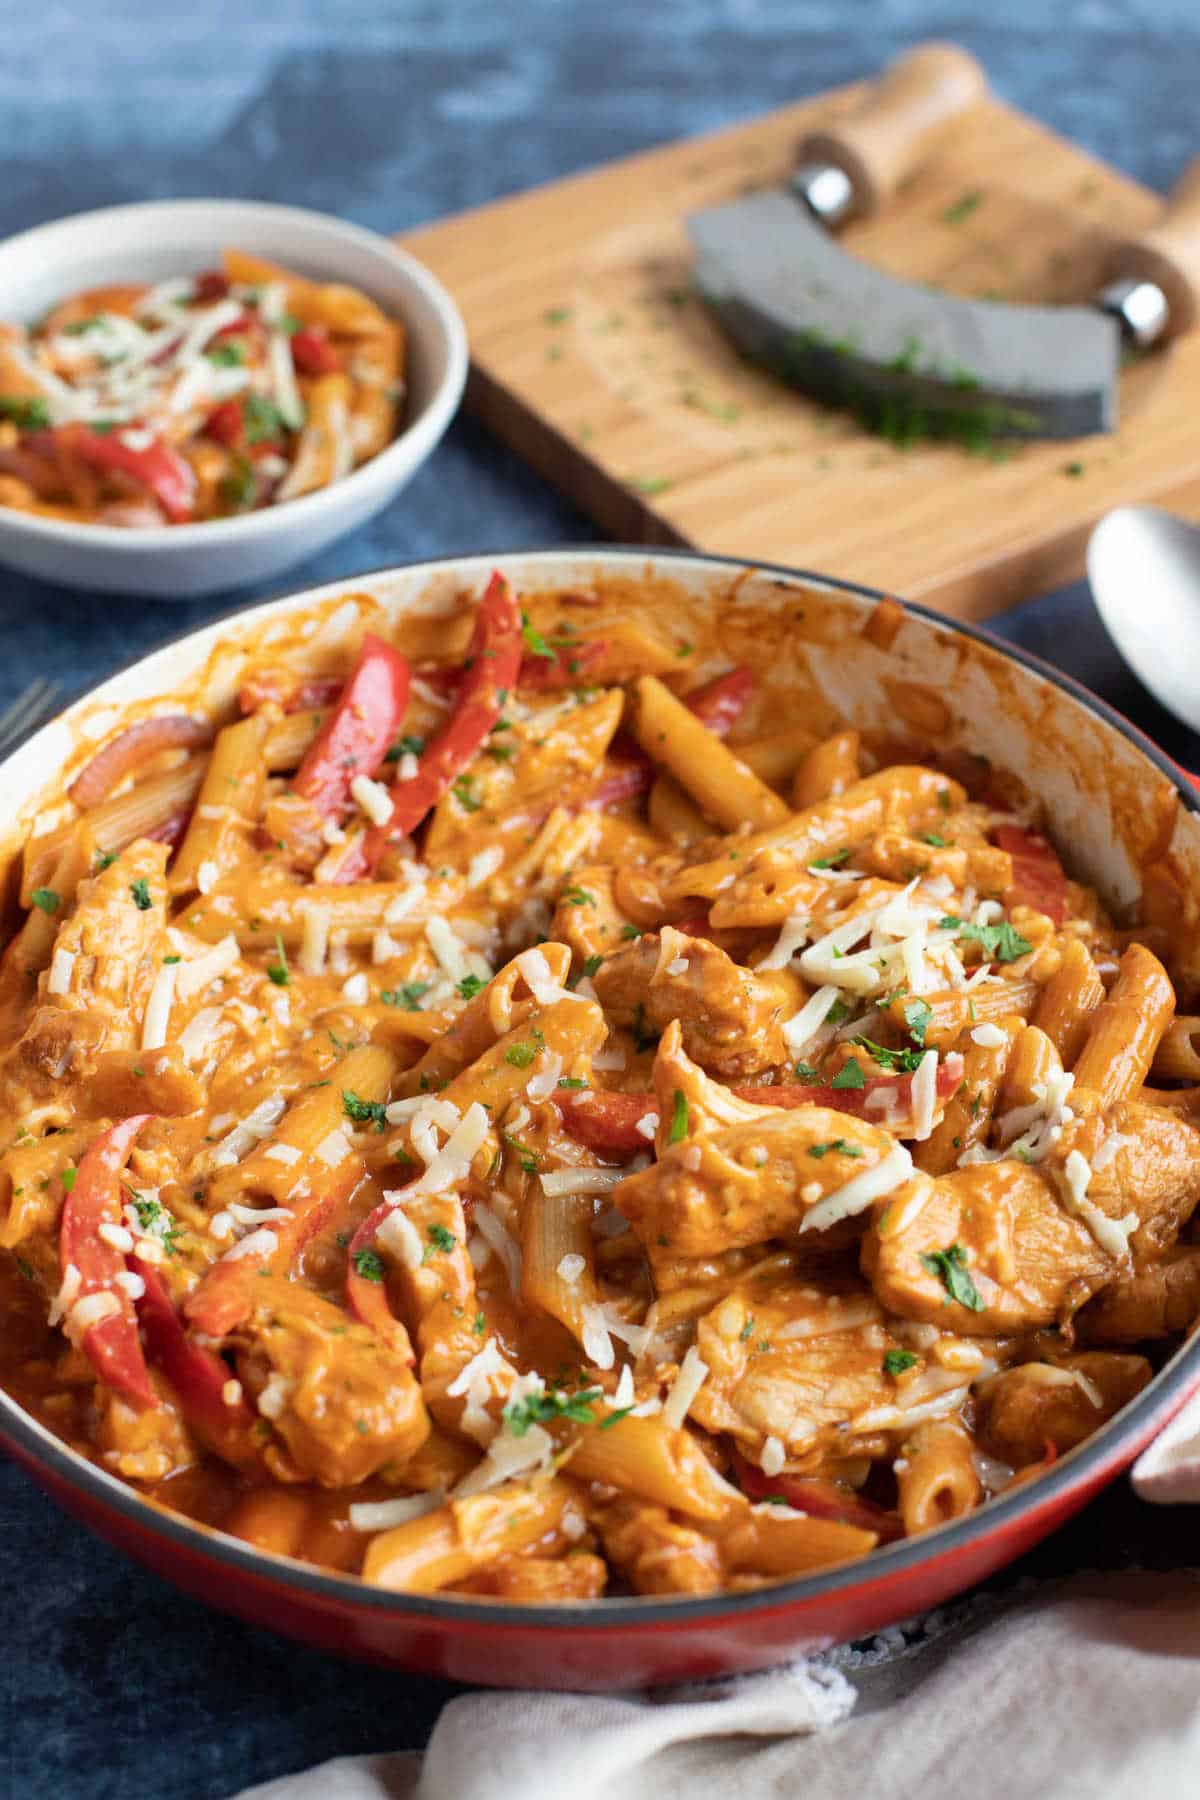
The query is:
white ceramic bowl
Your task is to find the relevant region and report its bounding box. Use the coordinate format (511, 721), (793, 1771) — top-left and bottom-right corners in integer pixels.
(0, 199), (468, 597)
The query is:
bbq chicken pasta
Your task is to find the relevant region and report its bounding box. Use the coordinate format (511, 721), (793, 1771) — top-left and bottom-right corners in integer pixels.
(3, 571), (1199, 1605)
(0, 251), (404, 526)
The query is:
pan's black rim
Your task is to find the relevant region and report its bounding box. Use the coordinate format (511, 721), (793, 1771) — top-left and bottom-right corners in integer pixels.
(3, 542), (1198, 1636)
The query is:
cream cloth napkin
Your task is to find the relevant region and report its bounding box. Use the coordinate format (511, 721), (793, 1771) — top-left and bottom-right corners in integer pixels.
(236, 1393), (1200, 1800)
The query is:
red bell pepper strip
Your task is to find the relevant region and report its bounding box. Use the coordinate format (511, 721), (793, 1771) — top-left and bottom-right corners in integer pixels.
(204, 400), (244, 447)
(184, 1157), (367, 1340)
(685, 666), (755, 736)
(346, 1194), (418, 1360)
(993, 824), (1069, 925)
(52, 423), (197, 523)
(333, 571), (522, 881)
(190, 270), (230, 303)
(289, 327), (342, 374)
(134, 1266), (264, 1470)
(733, 1453), (904, 1540)
(58, 1114), (156, 1409)
(292, 632), (411, 820)
(554, 1060), (964, 1157)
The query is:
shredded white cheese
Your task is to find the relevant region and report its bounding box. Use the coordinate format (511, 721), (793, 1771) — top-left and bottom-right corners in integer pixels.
(760, 1435), (786, 1476)
(539, 1167), (628, 1198)
(970, 1022), (1007, 1049)
(467, 846), (504, 889)
(140, 959), (177, 1051)
(472, 1201), (522, 1292)
(47, 947), (76, 996)
(175, 934), (240, 1002)
(377, 1206), (426, 1271)
(662, 1345), (708, 1431)
(349, 1490), (447, 1533)
(196, 859), (219, 895)
(221, 1227), (279, 1263)
(910, 1049), (938, 1142)
(800, 1143), (914, 1235)
(556, 1253), (586, 1286)
(350, 774), (394, 828)
(298, 903), (331, 976)
(341, 972), (370, 1006)
(781, 984), (840, 1054)
(758, 913), (811, 972)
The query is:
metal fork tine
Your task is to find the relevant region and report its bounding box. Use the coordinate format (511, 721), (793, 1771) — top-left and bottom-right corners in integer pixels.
(0, 678), (60, 756)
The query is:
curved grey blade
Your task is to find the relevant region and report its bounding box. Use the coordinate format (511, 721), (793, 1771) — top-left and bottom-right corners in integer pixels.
(688, 190), (1119, 441)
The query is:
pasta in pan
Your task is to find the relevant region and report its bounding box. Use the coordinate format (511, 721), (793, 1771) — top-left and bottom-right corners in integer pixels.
(2, 569), (1198, 1601)
(0, 250), (404, 526)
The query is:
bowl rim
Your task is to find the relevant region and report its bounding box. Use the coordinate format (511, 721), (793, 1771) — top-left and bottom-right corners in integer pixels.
(3, 540), (1198, 1632)
(0, 197), (468, 554)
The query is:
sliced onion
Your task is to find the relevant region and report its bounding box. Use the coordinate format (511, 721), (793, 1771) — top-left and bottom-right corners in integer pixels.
(69, 715), (214, 807)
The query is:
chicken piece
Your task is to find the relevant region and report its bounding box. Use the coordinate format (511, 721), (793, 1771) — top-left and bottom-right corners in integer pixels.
(615, 1023), (906, 1260)
(690, 1277), (985, 1466)
(547, 865), (636, 967)
(592, 926), (790, 1078)
(5, 840), (168, 1104)
(866, 1097), (1200, 1336)
(1072, 1101), (1200, 1263)
(980, 1353), (1151, 1464)
(379, 1189), (494, 1443)
(1076, 1247), (1200, 1343)
(237, 1278), (429, 1486)
(858, 831), (1010, 895)
(590, 1494), (725, 1596)
(452, 1552), (608, 1601)
(94, 1381), (196, 1484)
(862, 1161), (1115, 1336)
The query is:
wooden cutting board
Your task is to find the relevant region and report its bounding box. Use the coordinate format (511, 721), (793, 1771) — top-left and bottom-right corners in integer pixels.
(399, 82), (1200, 620)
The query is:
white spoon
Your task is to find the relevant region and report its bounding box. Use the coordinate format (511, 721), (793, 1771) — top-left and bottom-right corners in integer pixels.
(1087, 506), (1200, 733)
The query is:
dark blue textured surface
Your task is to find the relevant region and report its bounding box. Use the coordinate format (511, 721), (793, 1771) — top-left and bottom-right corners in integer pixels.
(3, 6), (1200, 1796)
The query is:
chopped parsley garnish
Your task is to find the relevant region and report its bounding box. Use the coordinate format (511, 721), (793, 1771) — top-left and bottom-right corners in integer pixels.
(920, 832), (949, 847)
(939, 917), (1033, 964)
(810, 848), (852, 869)
(503, 1385), (602, 1436)
(883, 1348), (918, 1376)
(561, 885), (594, 907)
(520, 611), (556, 661)
(60, 1167), (77, 1193)
(63, 316), (104, 335)
(850, 1036), (923, 1074)
(452, 776), (481, 812)
(903, 998), (933, 1047)
(487, 741), (516, 762)
(505, 1042), (536, 1069)
(0, 394), (50, 430)
(942, 189), (984, 225)
(206, 341), (244, 366)
(163, 953), (181, 965)
(381, 982), (431, 1010)
(620, 924), (642, 939)
(938, 787), (953, 813)
(94, 852), (118, 872)
(385, 733), (425, 761)
(30, 888), (60, 914)
(830, 1057), (866, 1091)
(266, 931), (290, 986)
(669, 1089), (689, 1143)
(422, 1223), (457, 1263)
(580, 954), (603, 980)
(808, 1138), (864, 1159)
(739, 1316), (756, 1342)
(501, 1131), (540, 1174)
(472, 1310), (486, 1335)
(457, 973), (485, 1000)
(342, 1090), (388, 1131)
(794, 1061), (822, 1084)
(599, 1406), (634, 1430)
(218, 454), (257, 511)
(631, 1002), (658, 1054)
(129, 878), (153, 910)
(826, 998), (852, 1026)
(352, 1249), (385, 1283)
(558, 1076), (588, 1090)
(243, 394), (291, 443)
(919, 1242), (985, 1311)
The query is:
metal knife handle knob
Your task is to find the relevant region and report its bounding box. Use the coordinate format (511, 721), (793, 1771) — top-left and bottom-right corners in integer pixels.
(1099, 155), (1200, 344)
(797, 43), (986, 222)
